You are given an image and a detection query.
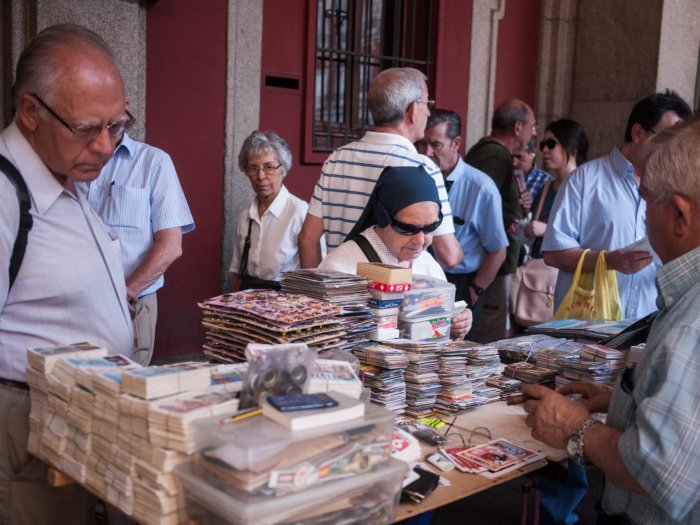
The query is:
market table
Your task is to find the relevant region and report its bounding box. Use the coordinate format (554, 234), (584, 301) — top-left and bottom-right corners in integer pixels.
(395, 400), (566, 522)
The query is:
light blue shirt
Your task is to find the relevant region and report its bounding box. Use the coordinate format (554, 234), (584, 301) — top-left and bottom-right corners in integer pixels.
(604, 246), (700, 523)
(541, 147), (659, 320)
(443, 158), (508, 274)
(80, 133), (195, 297)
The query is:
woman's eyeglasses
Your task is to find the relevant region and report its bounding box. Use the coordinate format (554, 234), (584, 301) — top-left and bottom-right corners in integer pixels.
(390, 216), (443, 236)
(539, 138), (559, 152)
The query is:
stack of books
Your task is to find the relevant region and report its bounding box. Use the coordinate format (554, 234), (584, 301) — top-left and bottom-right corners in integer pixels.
(25, 344), (239, 525)
(199, 291), (345, 363)
(280, 269), (376, 348)
(356, 262), (412, 341)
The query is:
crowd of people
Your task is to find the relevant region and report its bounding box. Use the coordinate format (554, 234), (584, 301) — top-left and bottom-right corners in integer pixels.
(0, 22), (699, 525)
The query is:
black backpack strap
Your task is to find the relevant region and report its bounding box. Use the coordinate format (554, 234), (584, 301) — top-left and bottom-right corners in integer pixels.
(0, 154), (33, 288)
(350, 235), (382, 263)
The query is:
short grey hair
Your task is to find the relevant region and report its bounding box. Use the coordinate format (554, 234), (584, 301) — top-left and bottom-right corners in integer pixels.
(368, 68), (426, 126)
(642, 115), (700, 208)
(13, 23), (117, 109)
(237, 130), (293, 173)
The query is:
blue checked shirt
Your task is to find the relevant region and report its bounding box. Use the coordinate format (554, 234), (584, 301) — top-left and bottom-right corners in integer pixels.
(603, 246), (700, 523)
(525, 165), (553, 204)
(80, 133), (195, 297)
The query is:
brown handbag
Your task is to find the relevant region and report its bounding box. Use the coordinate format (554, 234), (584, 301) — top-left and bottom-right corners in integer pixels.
(512, 181), (558, 326)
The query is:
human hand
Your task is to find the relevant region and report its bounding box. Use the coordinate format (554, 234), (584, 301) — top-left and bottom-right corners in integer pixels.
(605, 250), (653, 274)
(521, 384), (590, 449)
(558, 381), (613, 413)
(524, 220), (547, 238)
(450, 307), (473, 339)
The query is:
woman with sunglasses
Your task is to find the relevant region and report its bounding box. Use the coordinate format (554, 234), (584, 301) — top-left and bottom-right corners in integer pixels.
(520, 118), (589, 257)
(319, 166), (472, 338)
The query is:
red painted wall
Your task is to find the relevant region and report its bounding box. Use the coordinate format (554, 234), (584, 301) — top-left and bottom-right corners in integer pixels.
(494, 0), (541, 108)
(433, 1), (474, 155)
(146, 0), (227, 358)
(259, 0), (317, 201)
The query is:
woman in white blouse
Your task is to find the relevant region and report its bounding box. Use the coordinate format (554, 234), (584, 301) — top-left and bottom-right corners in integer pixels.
(320, 166), (472, 338)
(229, 131), (310, 291)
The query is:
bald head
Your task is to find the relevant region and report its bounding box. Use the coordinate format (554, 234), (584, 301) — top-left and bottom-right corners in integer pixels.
(13, 23), (123, 110)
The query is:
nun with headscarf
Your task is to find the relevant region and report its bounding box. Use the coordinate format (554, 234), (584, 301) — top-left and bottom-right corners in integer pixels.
(319, 166), (472, 338)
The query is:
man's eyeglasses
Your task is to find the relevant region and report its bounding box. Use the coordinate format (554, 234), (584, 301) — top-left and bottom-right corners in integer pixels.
(31, 93), (134, 142)
(245, 164), (281, 177)
(414, 99), (435, 110)
(539, 138), (559, 152)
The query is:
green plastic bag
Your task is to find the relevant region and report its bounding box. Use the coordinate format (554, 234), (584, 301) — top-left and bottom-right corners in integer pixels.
(554, 250), (622, 321)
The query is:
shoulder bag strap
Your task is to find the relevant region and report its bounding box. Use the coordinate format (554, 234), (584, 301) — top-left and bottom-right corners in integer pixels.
(350, 235), (382, 263)
(238, 218), (253, 277)
(0, 154), (33, 288)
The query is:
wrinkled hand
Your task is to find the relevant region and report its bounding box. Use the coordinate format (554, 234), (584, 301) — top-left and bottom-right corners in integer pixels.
(559, 381), (613, 413)
(450, 307), (473, 339)
(605, 250), (653, 274)
(521, 384), (590, 449)
(520, 189), (533, 213)
(524, 220), (547, 238)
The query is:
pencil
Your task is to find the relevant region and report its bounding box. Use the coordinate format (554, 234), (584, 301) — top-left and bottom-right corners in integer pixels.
(220, 407), (262, 424)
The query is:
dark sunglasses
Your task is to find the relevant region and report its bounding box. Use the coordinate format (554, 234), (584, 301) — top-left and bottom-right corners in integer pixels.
(377, 200), (443, 236)
(539, 138), (559, 152)
(391, 215), (443, 236)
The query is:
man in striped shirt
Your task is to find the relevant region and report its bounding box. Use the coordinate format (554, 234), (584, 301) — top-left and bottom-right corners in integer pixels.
(298, 67), (462, 269)
(81, 133), (195, 365)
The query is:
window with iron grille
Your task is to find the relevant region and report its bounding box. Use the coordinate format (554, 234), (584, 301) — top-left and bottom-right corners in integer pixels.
(311, 0), (435, 153)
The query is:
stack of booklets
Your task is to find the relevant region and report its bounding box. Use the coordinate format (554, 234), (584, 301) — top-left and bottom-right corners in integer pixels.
(199, 291), (345, 363)
(280, 269), (375, 348)
(434, 341), (484, 415)
(25, 344), (241, 525)
(356, 262), (412, 341)
(464, 345), (502, 402)
(308, 359), (364, 399)
(359, 364), (407, 414)
(502, 362), (557, 387)
(398, 342), (441, 418)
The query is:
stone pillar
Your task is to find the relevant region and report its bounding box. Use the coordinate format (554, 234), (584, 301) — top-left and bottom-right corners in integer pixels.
(221, 0), (263, 289)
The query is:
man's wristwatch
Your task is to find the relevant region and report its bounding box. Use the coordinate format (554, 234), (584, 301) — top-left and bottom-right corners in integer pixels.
(469, 283), (485, 297)
(566, 418), (600, 461)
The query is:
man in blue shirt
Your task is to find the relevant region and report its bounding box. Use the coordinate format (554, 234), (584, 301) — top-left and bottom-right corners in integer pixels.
(542, 90), (691, 320)
(81, 133), (195, 365)
(418, 109), (507, 321)
(522, 116), (700, 525)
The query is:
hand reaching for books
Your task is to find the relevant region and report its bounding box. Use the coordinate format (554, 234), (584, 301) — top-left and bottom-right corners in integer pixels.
(450, 307), (472, 340)
(521, 384), (590, 449)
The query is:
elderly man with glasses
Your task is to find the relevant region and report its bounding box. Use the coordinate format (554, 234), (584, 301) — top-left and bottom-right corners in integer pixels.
(297, 67), (462, 271)
(0, 24), (134, 523)
(522, 116), (700, 525)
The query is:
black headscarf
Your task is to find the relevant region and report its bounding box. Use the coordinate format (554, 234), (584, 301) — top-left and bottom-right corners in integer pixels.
(345, 165), (442, 241)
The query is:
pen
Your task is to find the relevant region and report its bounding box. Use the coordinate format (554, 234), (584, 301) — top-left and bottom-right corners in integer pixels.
(219, 407), (262, 425)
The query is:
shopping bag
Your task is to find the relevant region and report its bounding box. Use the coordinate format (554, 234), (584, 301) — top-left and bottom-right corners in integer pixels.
(554, 250), (621, 321)
(512, 258), (558, 327)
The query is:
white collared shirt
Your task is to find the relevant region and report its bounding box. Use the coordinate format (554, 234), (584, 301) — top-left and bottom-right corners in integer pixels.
(229, 185), (311, 282)
(0, 123), (133, 381)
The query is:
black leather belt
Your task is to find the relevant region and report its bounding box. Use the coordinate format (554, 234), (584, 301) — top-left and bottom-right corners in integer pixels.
(0, 378), (29, 391)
